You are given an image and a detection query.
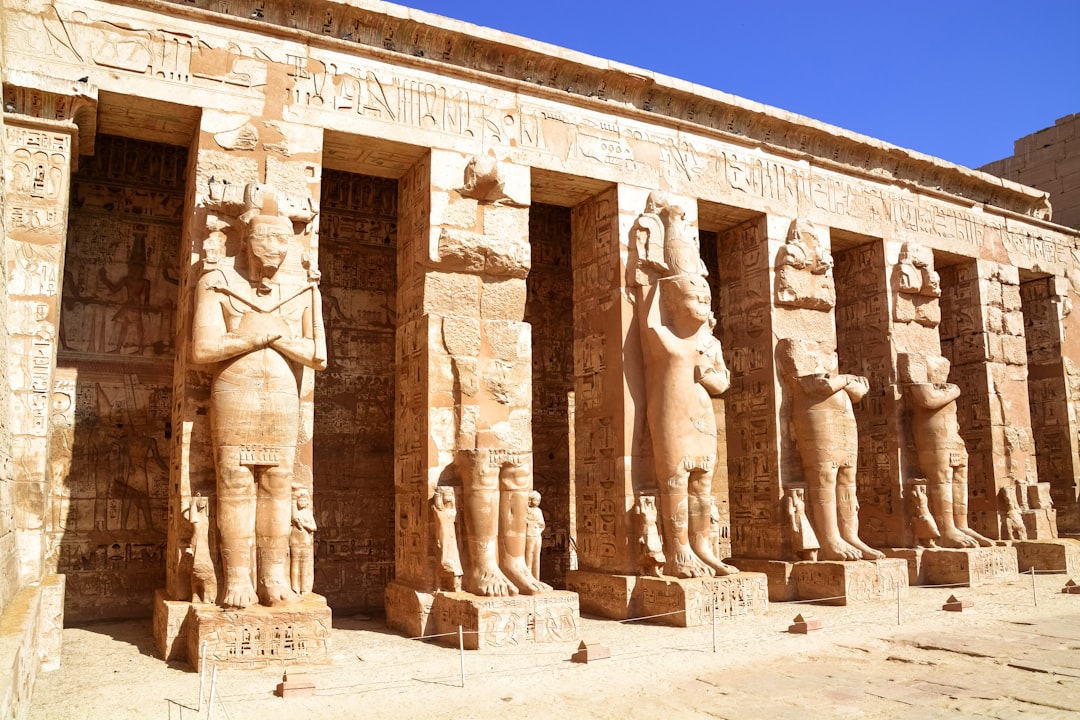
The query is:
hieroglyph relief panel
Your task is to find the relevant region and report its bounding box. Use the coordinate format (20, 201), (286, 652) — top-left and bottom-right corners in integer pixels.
(49, 135), (186, 621)
(9, 1), (1077, 277)
(312, 169), (396, 610)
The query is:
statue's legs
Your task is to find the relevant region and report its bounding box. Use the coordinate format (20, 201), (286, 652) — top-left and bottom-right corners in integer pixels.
(216, 446), (258, 608)
(257, 461), (298, 606)
(458, 450), (517, 597)
(290, 544), (314, 595)
(688, 467), (736, 576)
(952, 462), (993, 546)
(806, 462), (862, 561)
(499, 459), (550, 594)
(836, 465), (884, 559)
(659, 462), (708, 578)
(919, 454), (978, 548)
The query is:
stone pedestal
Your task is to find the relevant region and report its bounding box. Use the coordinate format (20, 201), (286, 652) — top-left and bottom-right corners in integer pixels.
(385, 581), (579, 650)
(885, 546), (1019, 586)
(153, 592), (332, 671)
(1013, 539), (1080, 575)
(566, 571), (768, 625)
(731, 558), (908, 605)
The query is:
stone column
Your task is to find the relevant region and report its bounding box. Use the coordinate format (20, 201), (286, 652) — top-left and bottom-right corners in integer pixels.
(1021, 274), (1080, 535)
(386, 150), (578, 649)
(154, 111), (328, 668)
(938, 260), (1046, 539)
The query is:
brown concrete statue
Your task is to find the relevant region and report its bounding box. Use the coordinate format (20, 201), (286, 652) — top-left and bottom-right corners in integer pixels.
(431, 486), (463, 592)
(184, 495), (217, 603)
(192, 185), (326, 608)
(525, 490), (546, 582)
(777, 339), (884, 561)
(289, 489), (316, 595)
(638, 274), (738, 578)
(900, 353), (993, 548)
(775, 219), (835, 310)
(908, 483), (941, 548)
(782, 486), (820, 561)
(632, 495), (665, 576)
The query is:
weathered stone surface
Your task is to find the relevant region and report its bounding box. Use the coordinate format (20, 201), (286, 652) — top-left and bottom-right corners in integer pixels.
(919, 546), (1019, 586)
(1013, 539), (1080, 575)
(635, 574), (769, 628)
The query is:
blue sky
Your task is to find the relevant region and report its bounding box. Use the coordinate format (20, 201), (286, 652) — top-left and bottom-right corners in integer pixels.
(395, 1), (1079, 170)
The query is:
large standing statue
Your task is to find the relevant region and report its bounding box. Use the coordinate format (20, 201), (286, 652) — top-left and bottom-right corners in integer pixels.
(633, 192), (737, 579)
(777, 339), (884, 561)
(900, 353), (993, 548)
(192, 184), (326, 608)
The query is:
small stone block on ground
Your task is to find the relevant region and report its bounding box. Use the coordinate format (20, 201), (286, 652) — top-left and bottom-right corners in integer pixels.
(186, 594), (332, 671)
(276, 674), (316, 698)
(570, 641), (610, 663)
(920, 546), (1018, 587)
(635, 573), (769, 627)
(1013, 539), (1080, 575)
(426, 590), (580, 650)
(787, 613), (821, 634)
(1062, 579), (1080, 594)
(943, 595), (972, 612)
(789, 559), (909, 605)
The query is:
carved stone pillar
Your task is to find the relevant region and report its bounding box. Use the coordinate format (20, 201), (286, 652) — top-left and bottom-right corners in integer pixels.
(1021, 274), (1080, 535)
(2, 81), (94, 591)
(153, 111), (329, 669)
(385, 150), (579, 649)
(938, 260), (1048, 539)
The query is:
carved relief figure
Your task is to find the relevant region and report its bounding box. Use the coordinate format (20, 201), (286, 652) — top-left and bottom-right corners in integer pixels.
(184, 495), (217, 603)
(632, 495), (665, 576)
(777, 339), (884, 561)
(894, 241), (941, 327)
(775, 219), (835, 310)
(908, 483), (940, 548)
(900, 353), (993, 548)
(431, 486), (463, 591)
(289, 489), (317, 595)
(525, 490), (545, 582)
(99, 234), (152, 353)
(192, 184), (326, 608)
(633, 193), (737, 579)
(1000, 487), (1028, 540)
(782, 486), (820, 561)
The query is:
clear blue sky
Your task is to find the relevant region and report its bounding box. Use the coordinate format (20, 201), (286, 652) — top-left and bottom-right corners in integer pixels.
(395, 0), (1079, 170)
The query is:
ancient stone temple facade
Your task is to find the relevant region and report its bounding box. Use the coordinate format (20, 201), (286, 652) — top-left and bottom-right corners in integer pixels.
(1, 0), (1078, 713)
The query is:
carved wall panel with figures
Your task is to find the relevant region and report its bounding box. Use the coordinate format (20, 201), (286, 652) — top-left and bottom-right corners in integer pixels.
(51, 135), (186, 621)
(312, 169), (397, 610)
(525, 203), (575, 587)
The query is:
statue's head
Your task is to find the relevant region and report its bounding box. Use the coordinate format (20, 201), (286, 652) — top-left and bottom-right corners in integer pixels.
(194, 495), (208, 511)
(243, 214), (293, 276)
(294, 488), (311, 509)
(528, 490), (541, 507)
(662, 273), (711, 328)
(777, 338), (830, 378)
(434, 486), (456, 510)
(925, 354), (951, 384)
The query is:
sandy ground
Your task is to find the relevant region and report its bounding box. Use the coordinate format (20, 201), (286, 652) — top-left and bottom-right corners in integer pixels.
(29, 573), (1080, 720)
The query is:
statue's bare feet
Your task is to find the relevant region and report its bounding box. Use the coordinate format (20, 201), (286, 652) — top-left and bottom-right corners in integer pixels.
(502, 560), (551, 595)
(466, 565), (519, 597)
(818, 538), (863, 561)
(843, 536), (885, 560)
(667, 546), (712, 578)
(938, 529), (979, 549)
(690, 539), (740, 576)
(260, 580), (299, 606)
(222, 568), (258, 608)
(959, 527), (994, 547)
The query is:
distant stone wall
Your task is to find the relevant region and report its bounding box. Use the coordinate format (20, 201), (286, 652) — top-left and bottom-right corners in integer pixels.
(982, 114), (1080, 230)
(0, 37), (15, 617)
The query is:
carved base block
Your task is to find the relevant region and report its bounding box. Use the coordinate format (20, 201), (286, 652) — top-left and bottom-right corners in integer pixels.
(153, 594), (332, 671)
(729, 558), (908, 605)
(384, 581), (580, 650)
(1013, 539), (1080, 575)
(565, 570), (768, 625)
(635, 574), (769, 627)
(916, 546), (1019, 586)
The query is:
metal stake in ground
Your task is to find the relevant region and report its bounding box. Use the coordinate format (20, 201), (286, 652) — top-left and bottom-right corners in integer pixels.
(458, 625), (465, 688)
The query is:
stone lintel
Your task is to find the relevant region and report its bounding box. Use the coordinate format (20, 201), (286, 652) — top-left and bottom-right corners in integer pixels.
(1013, 539), (1080, 575)
(566, 570), (769, 626)
(386, 582), (579, 650)
(177, 595), (332, 672)
(731, 558), (908, 605)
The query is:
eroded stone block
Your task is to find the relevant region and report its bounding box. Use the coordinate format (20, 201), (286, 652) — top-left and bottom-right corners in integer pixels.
(1013, 539), (1080, 575)
(790, 559), (909, 605)
(920, 546), (1019, 586)
(634, 574), (769, 627)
